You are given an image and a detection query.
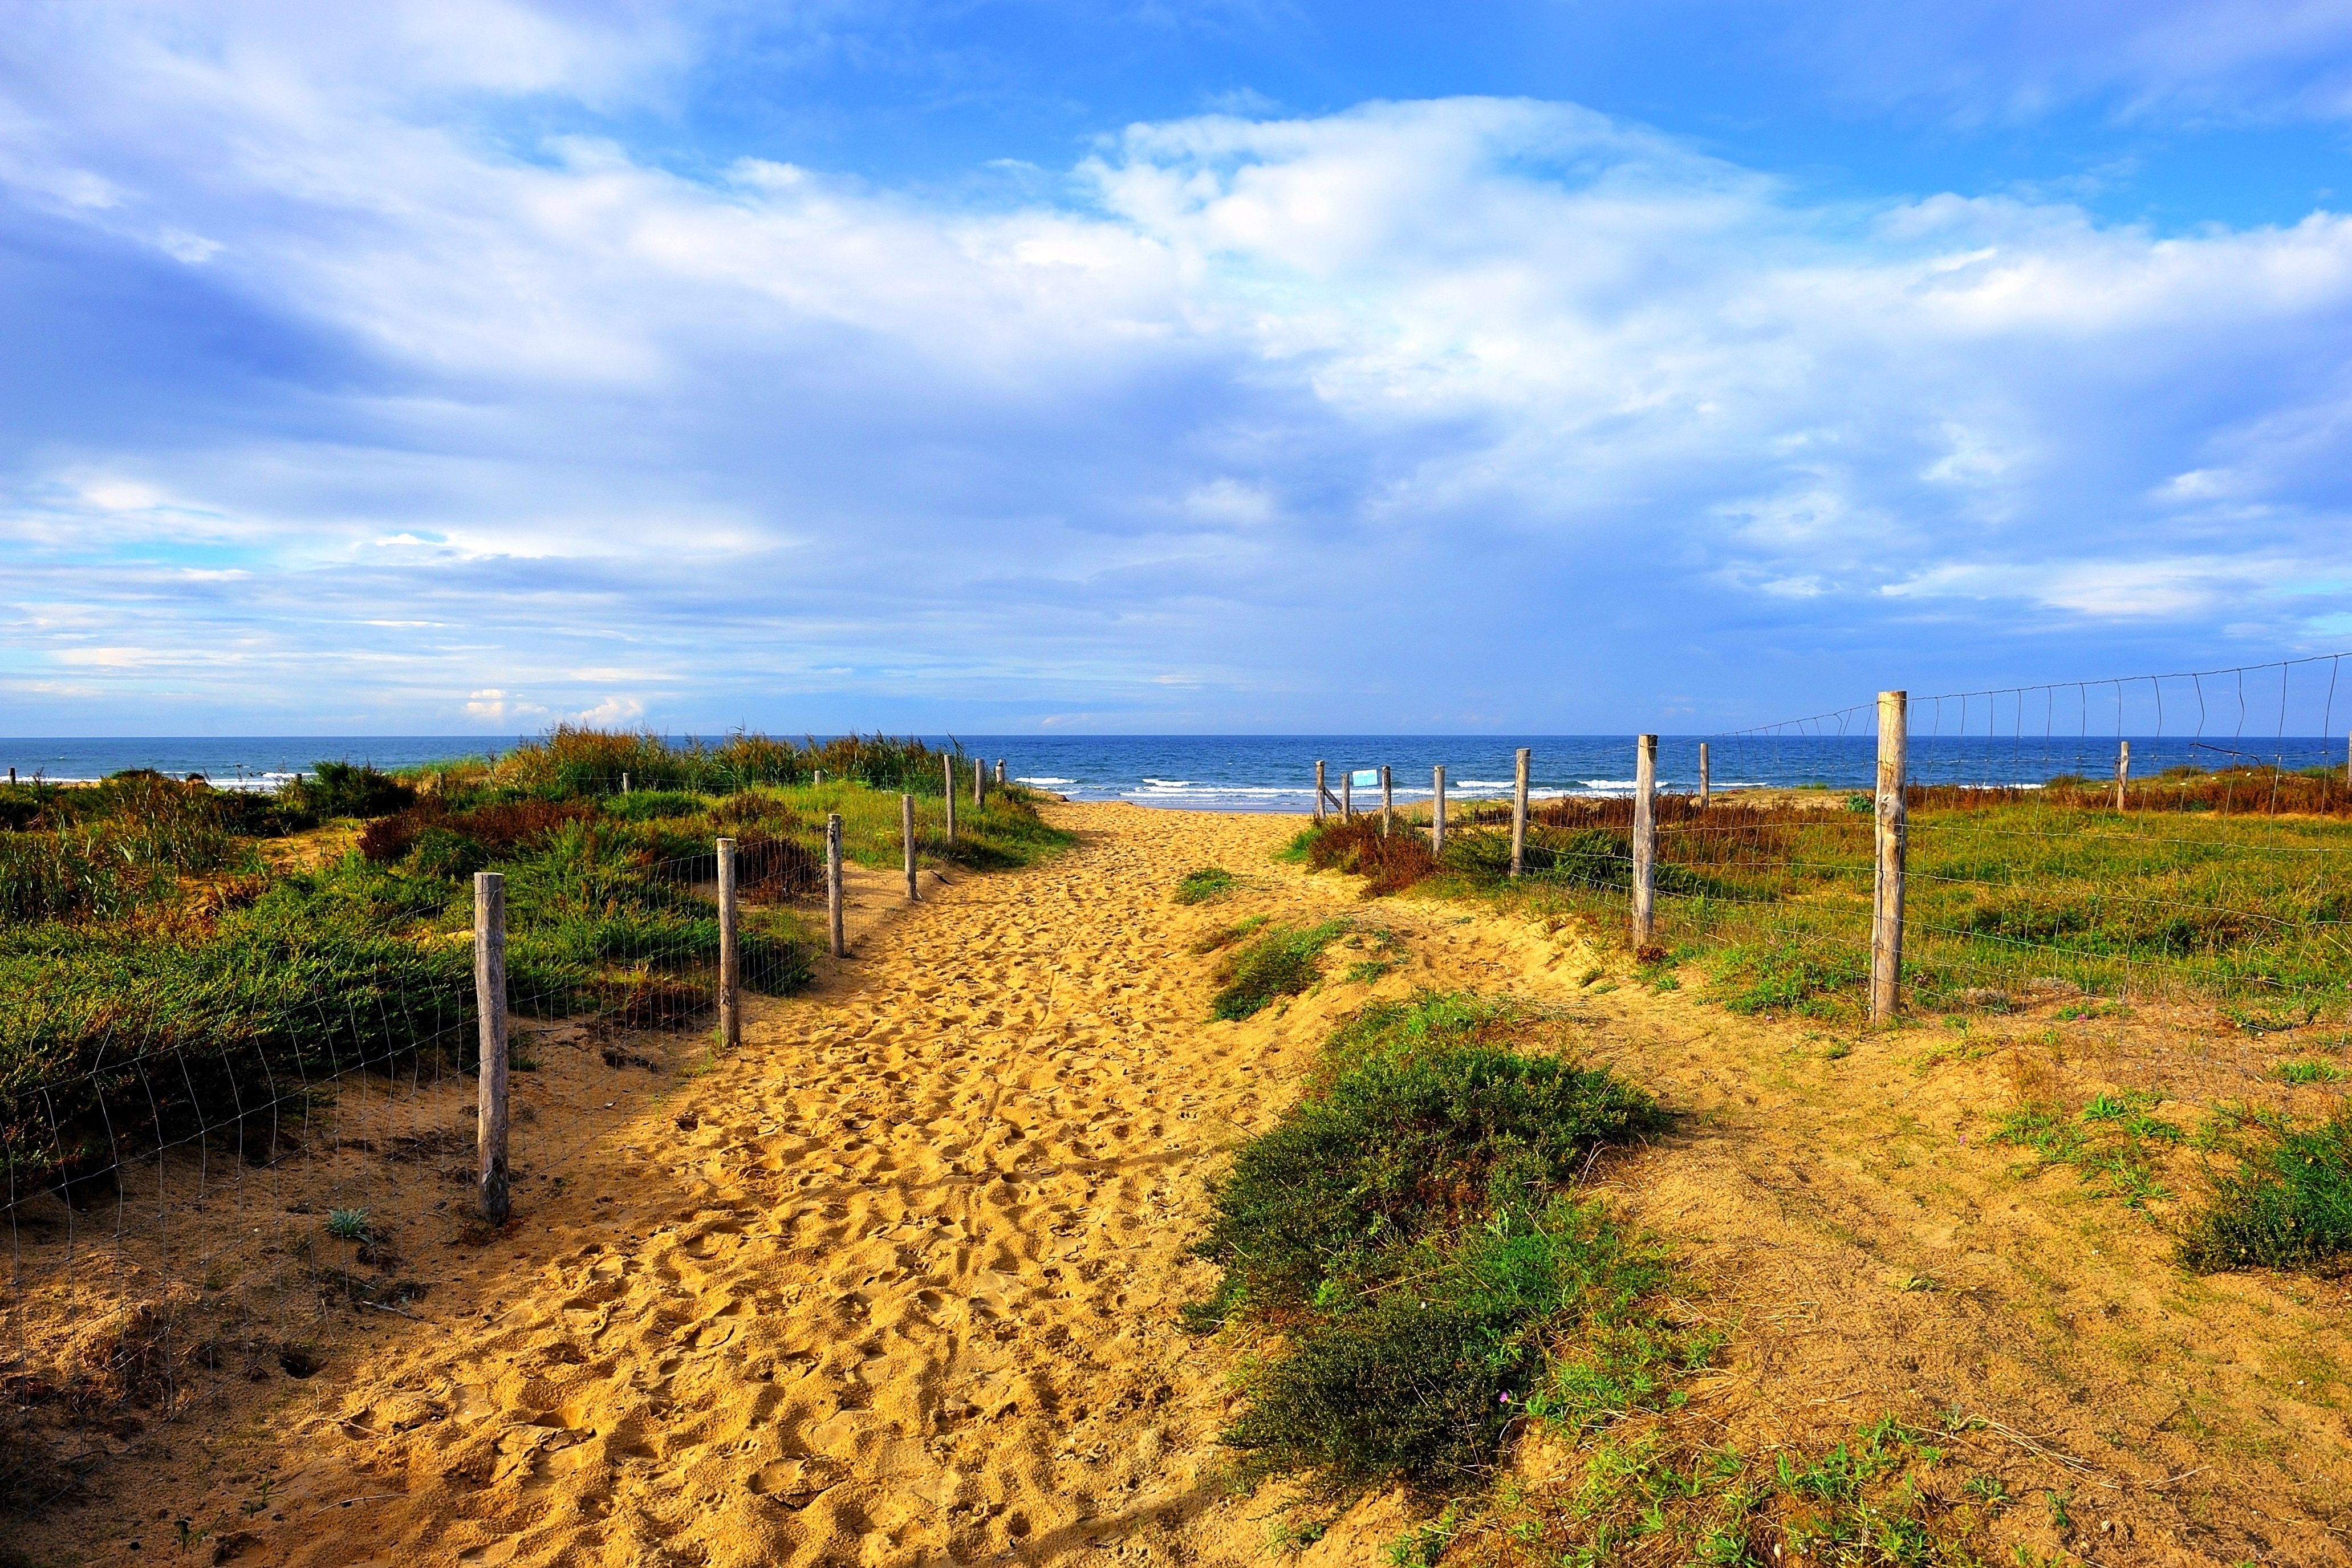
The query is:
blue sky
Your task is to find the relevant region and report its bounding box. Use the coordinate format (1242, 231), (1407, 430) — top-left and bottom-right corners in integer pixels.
(6, 1), (2352, 735)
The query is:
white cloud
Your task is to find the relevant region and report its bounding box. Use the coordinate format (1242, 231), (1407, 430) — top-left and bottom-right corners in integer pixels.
(568, 695), (645, 726)
(2, 10), (2351, 728)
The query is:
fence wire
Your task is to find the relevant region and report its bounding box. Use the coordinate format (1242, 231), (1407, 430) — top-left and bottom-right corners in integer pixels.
(0, 764), (1011, 1513)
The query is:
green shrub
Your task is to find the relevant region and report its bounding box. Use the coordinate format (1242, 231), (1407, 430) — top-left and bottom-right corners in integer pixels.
(1210, 920), (1350, 1020)
(604, 790), (707, 821)
(1222, 1201), (1699, 1495)
(2178, 1106), (2352, 1272)
(405, 827), (488, 882)
(1192, 994), (1688, 1500)
(1174, 866), (1234, 904)
(0, 775), (244, 921)
(281, 761), (415, 821)
(1192, 996), (1664, 1319)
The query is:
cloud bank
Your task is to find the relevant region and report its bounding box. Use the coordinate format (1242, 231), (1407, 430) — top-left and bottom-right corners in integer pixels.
(3, 3), (2350, 732)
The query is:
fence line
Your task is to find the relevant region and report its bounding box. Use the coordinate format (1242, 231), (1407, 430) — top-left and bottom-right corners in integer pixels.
(0, 755), (1009, 1513)
(1304, 649), (2351, 1035)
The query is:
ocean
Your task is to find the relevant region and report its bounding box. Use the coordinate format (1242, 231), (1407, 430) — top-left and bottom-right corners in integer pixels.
(6, 733), (2346, 810)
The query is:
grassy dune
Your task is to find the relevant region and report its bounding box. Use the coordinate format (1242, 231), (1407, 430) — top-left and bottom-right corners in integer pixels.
(1298, 773), (2352, 1026)
(0, 732), (1070, 1196)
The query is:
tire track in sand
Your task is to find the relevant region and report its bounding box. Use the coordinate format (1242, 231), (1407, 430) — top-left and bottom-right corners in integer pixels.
(258, 804), (1315, 1568)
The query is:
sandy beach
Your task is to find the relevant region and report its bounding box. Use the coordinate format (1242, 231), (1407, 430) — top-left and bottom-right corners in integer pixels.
(17, 799), (2352, 1566)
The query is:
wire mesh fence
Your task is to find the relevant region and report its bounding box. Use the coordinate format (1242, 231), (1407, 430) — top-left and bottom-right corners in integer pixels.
(1302, 653), (2351, 1039)
(0, 746), (1055, 1513)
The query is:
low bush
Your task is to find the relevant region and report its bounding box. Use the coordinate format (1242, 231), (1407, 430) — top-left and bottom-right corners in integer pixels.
(1191, 994), (1686, 1500)
(1210, 920), (1350, 1020)
(1302, 817), (1440, 897)
(0, 774), (246, 921)
(606, 789), (708, 821)
(2178, 1106), (2352, 1272)
(1222, 1201), (1695, 1495)
(1173, 866), (1234, 904)
(279, 762), (413, 822)
(1192, 995), (1664, 1319)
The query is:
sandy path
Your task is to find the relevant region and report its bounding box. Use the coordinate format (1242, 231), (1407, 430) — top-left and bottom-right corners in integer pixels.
(37, 801), (2352, 1566)
(221, 805), (1317, 1567)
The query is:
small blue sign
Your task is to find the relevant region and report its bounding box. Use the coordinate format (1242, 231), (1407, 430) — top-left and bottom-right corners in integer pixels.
(1351, 769), (1380, 787)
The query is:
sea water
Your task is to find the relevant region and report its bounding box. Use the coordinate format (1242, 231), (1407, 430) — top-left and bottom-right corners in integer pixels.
(6, 734), (2344, 811)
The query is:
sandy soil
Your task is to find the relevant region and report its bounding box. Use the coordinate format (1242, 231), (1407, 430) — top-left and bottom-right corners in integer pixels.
(13, 801), (2352, 1566)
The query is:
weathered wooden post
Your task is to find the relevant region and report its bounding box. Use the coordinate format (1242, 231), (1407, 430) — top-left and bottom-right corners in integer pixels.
(716, 837), (740, 1050)
(1314, 760), (1327, 824)
(902, 793), (917, 901)
(974, 757), (986, 808)
(996, 759), (1006, 786)
(827, 813), (846, 958)
(2114, 739), (2130, 811)
(1631, 737), (1658, 944)
(1510, 747), (1530, 878)
(1380, 766), (1393, 836)
(1342, 769), (1353, 822)
(1871, 691), (1909, 1027)
(474, 871), (510, 1224)
(1697, 744), (1709, 809)
(1431, 766), (1447, 856)
(621, 771), (631, 795)
(814, 769), (825, 786)
(943, 755), (956, 843)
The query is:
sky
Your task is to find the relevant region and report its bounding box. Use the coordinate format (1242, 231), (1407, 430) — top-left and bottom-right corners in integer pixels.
(6, 1), (2352, 736)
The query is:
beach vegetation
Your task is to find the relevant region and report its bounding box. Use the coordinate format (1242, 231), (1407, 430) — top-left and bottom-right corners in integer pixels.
(1437, 1413), (1996, 1567)
(2176, 1104), (2352, 1272)
(1173, 866), (1234, 903)
(1189, 994), (1687, 1498)
(0, 728), (1070, 1193)
(1282, 776), (2352, 1030)
(1209, 919), (1351, 1019)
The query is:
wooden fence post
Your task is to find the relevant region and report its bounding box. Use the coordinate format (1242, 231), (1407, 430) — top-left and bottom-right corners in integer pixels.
(1314, 760), (1327, 824)
(621, 771), (631, 795)
(974, 757), (986, 809)
(474, 871), (510, 1225)
(1431, 766), (1447, 856)
(996, 759), (1006, 786)
(1510, 748), (1530, 878)
(944, 755), (956, 842)
(1631, 737), (1657, 944)
(1871, 691), (1909, 1026)
(1380, 766), (1392, 837)
(902, 793), (918, 901)
(1697, 744), (1709, 809)
(1342, 769), (1353, 821)
(827, 813), (846, 958)
(2114, 739), (2130, 812)
(716, 837), (740, 1050)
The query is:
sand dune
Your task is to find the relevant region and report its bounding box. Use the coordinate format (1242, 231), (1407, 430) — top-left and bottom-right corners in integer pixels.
(29, 800), (2352, 1566)
(221, 805), (1327, 1566)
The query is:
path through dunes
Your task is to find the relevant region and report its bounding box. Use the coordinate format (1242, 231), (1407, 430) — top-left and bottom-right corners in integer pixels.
(242, 805), (1328, 1567)
(43, 800), (2352, 1565)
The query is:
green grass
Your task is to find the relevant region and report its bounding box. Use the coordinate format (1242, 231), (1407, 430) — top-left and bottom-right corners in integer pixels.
(1285, 785), (2352, 1029)
(1991, 1090), (2183, 1209)
(1, 734), (1074, 1193)
(2177, 1105), (2352, 1272)
(1189, 994), (1687, 1500)
(1173, 866), (1236, 904)
(2277, 1058), (2347, 1084)
(1209, 919), (1352, 1020)
(403, 725), (966, 798)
